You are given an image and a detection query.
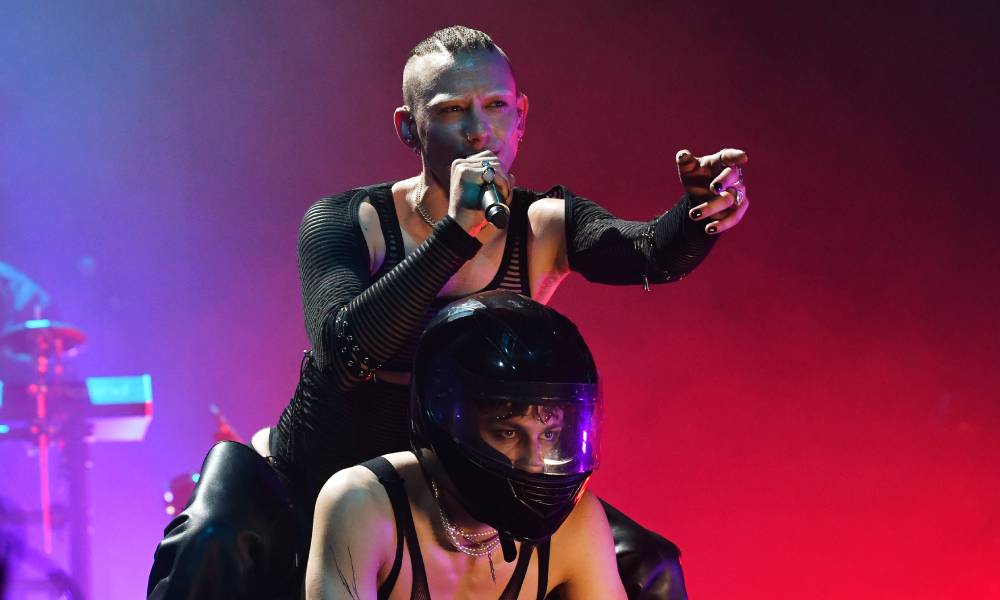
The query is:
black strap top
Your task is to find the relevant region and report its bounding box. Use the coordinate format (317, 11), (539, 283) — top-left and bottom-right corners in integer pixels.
(359, 183), (532, 371)
(361, 457), (549, 600)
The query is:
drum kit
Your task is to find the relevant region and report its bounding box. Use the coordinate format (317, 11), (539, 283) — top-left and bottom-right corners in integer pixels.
(0, 320), (153, 599)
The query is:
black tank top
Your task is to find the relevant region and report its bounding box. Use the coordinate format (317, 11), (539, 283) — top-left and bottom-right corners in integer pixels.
(361, 183), (532, 371)
(361, 457), (550, 600)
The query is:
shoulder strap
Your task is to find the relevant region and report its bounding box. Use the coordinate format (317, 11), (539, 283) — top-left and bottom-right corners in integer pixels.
(512, 188), (533, 296)
(535, 541), (550, 600)
(360, 457), (405, 600)
(363, 182), (407, 276)
(498, 542), (535, 600)
(484, 188), (533, 296)
(360, 456), (431, 600)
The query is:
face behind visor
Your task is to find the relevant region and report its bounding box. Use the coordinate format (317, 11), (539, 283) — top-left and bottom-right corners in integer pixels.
(411, 291), (602, 544)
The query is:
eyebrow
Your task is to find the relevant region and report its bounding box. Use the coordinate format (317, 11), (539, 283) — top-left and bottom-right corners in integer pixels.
(425, 90), (515, 108)
(489, 421), (564, 432)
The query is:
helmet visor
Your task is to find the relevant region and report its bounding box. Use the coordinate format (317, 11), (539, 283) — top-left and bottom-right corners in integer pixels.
(424, 378), (601, 476)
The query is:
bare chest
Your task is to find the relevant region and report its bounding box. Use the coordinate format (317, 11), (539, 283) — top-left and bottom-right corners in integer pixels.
(384, 527), (543, 600)
(362, 190), (568, 304)
(376, 457), (556, 600)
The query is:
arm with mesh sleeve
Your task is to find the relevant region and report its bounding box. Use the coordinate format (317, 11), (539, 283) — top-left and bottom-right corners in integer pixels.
(555, 186), (718, 287)
(298, 189), (481, 391)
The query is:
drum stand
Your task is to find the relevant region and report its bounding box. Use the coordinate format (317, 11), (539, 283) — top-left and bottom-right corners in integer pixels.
(3, 321), (90, 599)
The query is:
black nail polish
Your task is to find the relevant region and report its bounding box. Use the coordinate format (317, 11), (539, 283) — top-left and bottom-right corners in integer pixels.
(707, 224), (717, 234)
(690, 209), (702, 219)
(711, 182), (723, 194)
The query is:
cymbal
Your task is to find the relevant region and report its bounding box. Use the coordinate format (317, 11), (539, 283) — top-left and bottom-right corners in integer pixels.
(0, 320), (86, 357)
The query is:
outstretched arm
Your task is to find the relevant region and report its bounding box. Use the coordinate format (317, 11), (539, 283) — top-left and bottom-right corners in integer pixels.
(305, 467), (394, 600)
(527, 147), (750, 289)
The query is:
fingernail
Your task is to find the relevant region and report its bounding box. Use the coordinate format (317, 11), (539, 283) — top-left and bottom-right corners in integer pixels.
(707, 224), (718, 234)
(678, 151), (691, 162)
(690, 208), (702, 220)
(711, 182), (723, 194)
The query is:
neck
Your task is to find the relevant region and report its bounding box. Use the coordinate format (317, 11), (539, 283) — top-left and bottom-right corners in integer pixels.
(432, 480), (495, 535)
(412, 173), (446, 224)
(427, 478), (503, 583)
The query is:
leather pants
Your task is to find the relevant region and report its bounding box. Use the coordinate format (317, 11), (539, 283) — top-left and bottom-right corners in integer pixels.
(603, 501), (687, 600)
(147, 441), (688, 600)
(146, 442), (303, 600)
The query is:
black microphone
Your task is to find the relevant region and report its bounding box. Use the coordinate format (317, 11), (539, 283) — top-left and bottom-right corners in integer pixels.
(482, 182), (510, 229)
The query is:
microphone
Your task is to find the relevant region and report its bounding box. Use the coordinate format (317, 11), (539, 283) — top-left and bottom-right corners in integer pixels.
(482, 181), (510, 229)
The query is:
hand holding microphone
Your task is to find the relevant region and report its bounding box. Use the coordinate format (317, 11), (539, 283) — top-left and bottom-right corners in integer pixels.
(447, 151), (512, 236)
(480, 160), (510, 230)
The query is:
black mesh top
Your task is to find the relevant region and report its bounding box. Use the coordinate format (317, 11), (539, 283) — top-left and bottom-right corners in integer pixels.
(272, 182), (716, 498)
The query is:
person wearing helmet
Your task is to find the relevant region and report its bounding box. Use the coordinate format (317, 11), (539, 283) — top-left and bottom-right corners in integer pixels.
(306, 291), (625, 599)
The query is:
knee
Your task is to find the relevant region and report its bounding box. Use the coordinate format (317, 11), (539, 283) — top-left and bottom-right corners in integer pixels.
(147, 442), (301, 599)
(616, 529), (686, 600)
(251, 427), (271, 458)
(187, 442), (293, 523)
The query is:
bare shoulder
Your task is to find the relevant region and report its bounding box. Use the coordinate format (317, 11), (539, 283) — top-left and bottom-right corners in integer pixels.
(307, 463), (396, 599)
(355, 196), (386, 274)
(312, 462), (398, 559)
(316, 462), (390, 521)
(525, 196), (571, 292)
(382, 450), (420, 472)
(357, 196), (380, 232)
(526, 196), (566, 233)
(315, 452), (416, 530)
(557, 490), (608, 539)
(550, 491), (627, 600)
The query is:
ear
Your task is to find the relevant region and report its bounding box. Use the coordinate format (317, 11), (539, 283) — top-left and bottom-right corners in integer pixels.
(515, 93), (529, 140)
(393, 106), (419, 150)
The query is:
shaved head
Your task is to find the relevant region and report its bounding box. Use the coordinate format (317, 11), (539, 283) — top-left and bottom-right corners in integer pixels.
(402, 26), (514, 113)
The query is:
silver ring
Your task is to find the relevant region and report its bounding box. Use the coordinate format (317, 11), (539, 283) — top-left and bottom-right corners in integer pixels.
(733, 189), (745, 207)
(735, 166), (744, 185)
(482, 161), (496, 184)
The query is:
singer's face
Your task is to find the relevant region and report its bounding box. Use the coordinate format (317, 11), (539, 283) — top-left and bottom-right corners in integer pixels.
(409, 49), (526, 186)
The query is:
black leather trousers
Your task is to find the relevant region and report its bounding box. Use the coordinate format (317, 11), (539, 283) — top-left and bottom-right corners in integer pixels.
(602, 502), (687, 600)
(146, 442), (303, 600)
(147, 442), (687, 600)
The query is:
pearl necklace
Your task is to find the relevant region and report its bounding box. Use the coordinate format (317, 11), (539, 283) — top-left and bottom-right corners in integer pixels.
(430, 480), (499, 583)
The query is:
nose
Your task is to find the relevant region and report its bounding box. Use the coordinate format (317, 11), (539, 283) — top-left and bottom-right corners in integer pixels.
(514, 438), (545, 474)
(463, 106), (491, 150)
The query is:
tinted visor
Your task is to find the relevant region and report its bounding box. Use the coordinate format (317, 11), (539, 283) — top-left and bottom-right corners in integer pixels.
(424, 377), (601, 476)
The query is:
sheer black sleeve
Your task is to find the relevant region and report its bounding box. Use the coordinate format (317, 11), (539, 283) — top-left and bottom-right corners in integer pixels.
(297, 188), (481, 391)
(551, 186), (718, 287)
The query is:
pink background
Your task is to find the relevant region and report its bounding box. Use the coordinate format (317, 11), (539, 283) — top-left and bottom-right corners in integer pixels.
(1, 2), (997, 598)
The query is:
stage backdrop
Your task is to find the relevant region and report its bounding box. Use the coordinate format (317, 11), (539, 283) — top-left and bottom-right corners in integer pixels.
(1, 2), (997, 599)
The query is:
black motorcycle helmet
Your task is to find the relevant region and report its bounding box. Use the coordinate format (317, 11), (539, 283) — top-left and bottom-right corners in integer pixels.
(410, 291), (602, 547)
